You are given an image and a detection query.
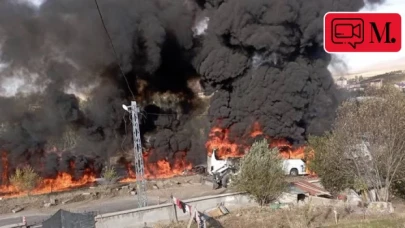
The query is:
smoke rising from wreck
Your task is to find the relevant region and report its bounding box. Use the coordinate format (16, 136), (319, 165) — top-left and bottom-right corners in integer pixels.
(0, 0), (383, 182)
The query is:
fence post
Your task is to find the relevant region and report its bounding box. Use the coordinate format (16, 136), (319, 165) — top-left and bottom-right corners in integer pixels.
(170, 194), (178, 222)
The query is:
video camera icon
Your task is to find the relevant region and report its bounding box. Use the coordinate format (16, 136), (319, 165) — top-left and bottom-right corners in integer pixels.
(331, 18), (364, 49)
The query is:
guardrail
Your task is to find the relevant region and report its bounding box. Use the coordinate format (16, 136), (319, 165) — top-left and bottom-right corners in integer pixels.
(95, 192), (254, 228)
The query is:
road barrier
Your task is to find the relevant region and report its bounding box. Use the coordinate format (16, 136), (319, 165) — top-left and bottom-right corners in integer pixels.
(95, 192), (254, 228)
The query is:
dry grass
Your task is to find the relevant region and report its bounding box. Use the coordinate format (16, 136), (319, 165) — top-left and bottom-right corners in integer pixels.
(153, 205), (405, 228)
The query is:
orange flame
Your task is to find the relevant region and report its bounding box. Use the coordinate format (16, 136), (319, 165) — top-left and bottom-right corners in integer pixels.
(0, 152), (96, 198)
(120, 150), (192, 182)
(206, 122), (309, 160)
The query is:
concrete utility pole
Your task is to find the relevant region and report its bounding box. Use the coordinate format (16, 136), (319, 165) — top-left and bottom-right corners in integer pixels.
(123, 101), (147, 208)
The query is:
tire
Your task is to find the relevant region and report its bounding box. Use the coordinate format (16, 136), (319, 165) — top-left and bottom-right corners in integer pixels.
(222, 173), (231, 188)
(290, 168), (299, 176)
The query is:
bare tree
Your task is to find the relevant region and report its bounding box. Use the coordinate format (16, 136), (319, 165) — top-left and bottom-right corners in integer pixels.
(310, 86), (405, 201)
(232, 139), (286, 206)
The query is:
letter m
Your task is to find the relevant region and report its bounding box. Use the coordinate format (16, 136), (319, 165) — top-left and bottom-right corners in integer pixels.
(369, 22), (392, 43)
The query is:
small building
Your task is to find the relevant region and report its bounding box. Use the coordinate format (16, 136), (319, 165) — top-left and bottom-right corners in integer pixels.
(335, 77), (348, 88)
(347, 84), (363, 91)
(365, 79), (383, 88)
(395, 82), (405, 91)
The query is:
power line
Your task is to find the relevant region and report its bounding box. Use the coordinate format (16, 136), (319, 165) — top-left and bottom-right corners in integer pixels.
(93, 0), (135, 99)
(142, 112), (262, 117)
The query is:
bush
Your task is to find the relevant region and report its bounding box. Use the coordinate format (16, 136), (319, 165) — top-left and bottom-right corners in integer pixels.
(10, 166), (42, 194)
(102, 166), (118, 184)
(232, 139), (286, 206)
(307, 135), (355, 196)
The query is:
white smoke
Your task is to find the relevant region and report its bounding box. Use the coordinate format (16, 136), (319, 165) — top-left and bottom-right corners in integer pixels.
(0, 72), (44, 97)
(252, 53), (278, 68)
(17, 0), (46, 8)
(192, 17), (209, 36)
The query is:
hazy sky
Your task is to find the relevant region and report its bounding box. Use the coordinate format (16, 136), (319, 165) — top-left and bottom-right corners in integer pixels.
(333, 0), (405, 74)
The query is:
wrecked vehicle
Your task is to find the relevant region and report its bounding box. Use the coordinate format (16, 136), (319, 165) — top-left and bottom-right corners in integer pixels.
(207, 149), (307, 189)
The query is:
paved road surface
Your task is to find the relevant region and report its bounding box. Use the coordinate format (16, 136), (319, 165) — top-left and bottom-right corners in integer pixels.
(0, 183), (228, 227)
(0, 196), (160, 227)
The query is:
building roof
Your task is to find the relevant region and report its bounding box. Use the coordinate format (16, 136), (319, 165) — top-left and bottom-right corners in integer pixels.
(291, 180), (331, 197)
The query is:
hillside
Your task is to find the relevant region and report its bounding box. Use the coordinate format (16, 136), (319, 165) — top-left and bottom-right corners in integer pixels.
(360, 70), (405, 85)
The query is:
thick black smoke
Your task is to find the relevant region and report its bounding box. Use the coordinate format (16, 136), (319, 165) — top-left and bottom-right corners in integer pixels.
(0, 0), (384, 181)
(194, 0), (383, 145)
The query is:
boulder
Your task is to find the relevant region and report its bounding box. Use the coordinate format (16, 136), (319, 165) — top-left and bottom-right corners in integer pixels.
(366, 202), (394, 214)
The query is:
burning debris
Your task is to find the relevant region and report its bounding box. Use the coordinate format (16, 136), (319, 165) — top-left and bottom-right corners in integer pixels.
(0, 0), (384, 197)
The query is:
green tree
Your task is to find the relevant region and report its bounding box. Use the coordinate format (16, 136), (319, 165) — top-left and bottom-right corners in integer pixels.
(232, 139), (286, 206)
(307, 134), (355, 196)
(10, 166), (42, 195)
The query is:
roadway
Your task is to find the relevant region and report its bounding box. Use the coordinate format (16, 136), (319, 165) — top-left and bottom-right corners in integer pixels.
(0, 183), (228, 227)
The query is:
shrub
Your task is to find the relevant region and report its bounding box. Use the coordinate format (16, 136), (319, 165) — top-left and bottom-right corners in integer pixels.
(232, 139), (286, 206)
(102, 166), (118, 184)
(10, 166), (42, 195)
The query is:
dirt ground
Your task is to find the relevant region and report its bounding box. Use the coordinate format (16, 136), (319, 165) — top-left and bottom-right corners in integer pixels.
(0, 174), (217, 214)
(155, 203), (405, 228)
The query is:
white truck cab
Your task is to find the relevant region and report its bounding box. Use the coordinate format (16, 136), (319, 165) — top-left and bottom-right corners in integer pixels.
(282, 159), (307, 176)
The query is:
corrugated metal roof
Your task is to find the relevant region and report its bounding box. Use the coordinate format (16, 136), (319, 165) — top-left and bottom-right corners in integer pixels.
(292, 180), (330, 196)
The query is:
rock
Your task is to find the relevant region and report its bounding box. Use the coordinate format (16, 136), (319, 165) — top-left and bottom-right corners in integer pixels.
(50, 198), (57, 205)
(277, 192), (297, 204)
(12, 207), (23, 213)
(121, 185), (129, 190)
(346, 189), (362, 206)
(82, 192), (91, 196)
(236, 213), (241, 217)
(155, 181), (165, 189)
(62, 198), (73, 205)
(366, 202), (394, 214)
(44, 203), (52, 208)
(153, 184), (159, 190)
(130, 191), (136, 196)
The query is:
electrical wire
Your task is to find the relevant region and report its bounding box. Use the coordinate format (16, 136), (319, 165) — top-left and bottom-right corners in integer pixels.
(142, 112), (252, 117)
(93, 0), (135, 99)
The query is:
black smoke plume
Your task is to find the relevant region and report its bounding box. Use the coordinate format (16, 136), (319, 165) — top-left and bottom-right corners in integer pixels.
(0, 0), (384, 182)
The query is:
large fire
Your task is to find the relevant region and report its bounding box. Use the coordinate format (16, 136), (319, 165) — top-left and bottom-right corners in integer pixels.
(0, 153), (96, 198)
(120, 150), (192, 182)
(0, 122), (314, 198)
(205, 122), (310, 160)
(0, 148), (192, 198)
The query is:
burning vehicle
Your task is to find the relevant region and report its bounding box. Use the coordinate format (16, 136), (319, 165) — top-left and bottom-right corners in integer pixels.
(208, 148), (307, 189)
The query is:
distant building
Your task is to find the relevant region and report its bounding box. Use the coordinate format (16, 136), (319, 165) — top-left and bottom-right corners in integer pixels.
(394, 81), (405, 91)
(368, 79), (383, 88)
(347, 84), (363, 91)
(335, 77), (348, 88)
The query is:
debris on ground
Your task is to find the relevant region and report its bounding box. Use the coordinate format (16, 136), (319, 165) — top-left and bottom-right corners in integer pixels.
(205, 205), (229, 218)
(12, 207), (23, 213)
